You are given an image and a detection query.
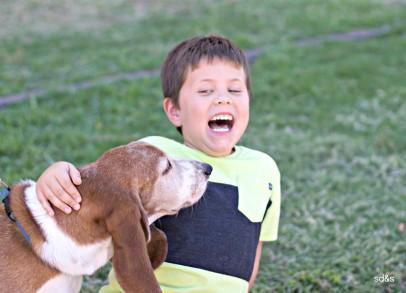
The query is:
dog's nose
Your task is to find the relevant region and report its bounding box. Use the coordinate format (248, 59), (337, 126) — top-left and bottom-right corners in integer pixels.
(202, 163), (212, 177)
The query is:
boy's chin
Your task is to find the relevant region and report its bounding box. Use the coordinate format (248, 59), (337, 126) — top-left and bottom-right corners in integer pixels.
(204, 141), (236, 157)
(203, 132), (244, 156)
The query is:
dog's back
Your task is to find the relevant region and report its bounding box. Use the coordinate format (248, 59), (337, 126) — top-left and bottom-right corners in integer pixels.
(0, 177), (113, 292)
(0, 183), (60, 292)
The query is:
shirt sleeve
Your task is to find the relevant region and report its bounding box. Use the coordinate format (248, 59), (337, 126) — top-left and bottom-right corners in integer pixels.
(259, 163), (281, 242)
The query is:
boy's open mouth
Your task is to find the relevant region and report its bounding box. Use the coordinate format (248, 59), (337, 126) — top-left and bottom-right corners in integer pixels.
(208, 114), (234, 132)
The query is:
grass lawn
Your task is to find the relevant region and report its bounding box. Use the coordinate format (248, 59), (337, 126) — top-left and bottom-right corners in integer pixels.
(0, 0), (405, 292)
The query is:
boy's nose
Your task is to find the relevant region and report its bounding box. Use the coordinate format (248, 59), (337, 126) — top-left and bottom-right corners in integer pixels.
(215, 94), (232, 105)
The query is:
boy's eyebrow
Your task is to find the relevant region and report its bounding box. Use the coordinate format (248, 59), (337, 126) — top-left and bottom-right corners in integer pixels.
(199, 78), (243, 83)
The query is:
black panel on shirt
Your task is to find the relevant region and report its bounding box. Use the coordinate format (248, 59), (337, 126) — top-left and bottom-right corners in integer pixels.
(264, 199), (272, 220)
(155, 182), (263, 281)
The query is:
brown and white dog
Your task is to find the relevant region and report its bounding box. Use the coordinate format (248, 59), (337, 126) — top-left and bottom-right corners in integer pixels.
(0, 141), (211, 293)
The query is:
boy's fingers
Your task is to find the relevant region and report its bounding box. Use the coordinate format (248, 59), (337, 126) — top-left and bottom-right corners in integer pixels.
(66, 184), (82, 204)
(48, 193), (72, 214)
(55, 175), (81, 209)
(60, 172), (82, 204)
(37, 190), (54, 216)
(48, 180), (74, 214)
(68, 164), (82, 186)
(67, 164), (82, 203)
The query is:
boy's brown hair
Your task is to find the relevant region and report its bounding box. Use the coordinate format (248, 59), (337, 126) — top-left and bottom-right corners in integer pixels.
(161, 35), (252, 108)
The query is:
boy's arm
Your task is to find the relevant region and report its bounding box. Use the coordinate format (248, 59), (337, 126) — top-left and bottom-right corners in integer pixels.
(248, 241), (263, 291)
(36, 161), (82, 216)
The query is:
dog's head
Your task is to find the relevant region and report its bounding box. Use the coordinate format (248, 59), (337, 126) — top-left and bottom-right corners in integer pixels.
(94, 140), (211, 220)
(128, 141), (212, 222)
(80, 141), (211, 292)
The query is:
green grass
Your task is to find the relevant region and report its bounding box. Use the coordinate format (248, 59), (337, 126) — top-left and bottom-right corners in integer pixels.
(1, 0), (405, 95)
(247, 35), (405, 292)
(0, 0), (405, 292)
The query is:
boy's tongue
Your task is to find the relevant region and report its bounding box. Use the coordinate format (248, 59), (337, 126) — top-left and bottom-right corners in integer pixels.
(209, 122), (230, 132)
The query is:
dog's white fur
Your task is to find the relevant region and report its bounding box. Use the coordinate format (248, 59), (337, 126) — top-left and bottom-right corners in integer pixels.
(37, 274), (82, 293)
(147, 158), (208, 223)
(25, 181), (114, 276)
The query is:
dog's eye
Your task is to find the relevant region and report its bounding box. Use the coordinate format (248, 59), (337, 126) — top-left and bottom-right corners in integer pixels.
(162, 160), (172, 175)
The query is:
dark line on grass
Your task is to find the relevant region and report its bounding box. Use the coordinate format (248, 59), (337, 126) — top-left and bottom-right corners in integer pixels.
(0, 24), (393, 108)
(295, 25), (392, 46)
(0, 69), (160, 108)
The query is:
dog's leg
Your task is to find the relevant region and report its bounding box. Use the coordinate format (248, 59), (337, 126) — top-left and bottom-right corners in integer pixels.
(147, 225), (168, 269)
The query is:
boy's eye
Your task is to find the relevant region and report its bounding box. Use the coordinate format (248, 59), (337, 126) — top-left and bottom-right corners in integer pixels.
(198, 89), (213, 95)
(229, 89), (242, 94)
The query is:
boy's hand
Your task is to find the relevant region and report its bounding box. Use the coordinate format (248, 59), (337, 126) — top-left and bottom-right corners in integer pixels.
(36, 161), (82, 216)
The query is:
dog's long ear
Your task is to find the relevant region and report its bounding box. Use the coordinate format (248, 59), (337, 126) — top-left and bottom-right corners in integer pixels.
(147, 225), (168, 269)
(105, 199), (161, 293)
(135, 193), (151, 243)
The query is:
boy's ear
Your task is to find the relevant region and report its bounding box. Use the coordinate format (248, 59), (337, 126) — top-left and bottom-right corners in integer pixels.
(163, 97), (182, 127)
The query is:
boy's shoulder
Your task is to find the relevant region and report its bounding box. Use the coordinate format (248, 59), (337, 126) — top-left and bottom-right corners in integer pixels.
(141, 136), (279, 174)
(237, 145), (278, 164)
(237, 145), (280, 178)
(140, 136), (188, 155)
(141, 136), (178, 146)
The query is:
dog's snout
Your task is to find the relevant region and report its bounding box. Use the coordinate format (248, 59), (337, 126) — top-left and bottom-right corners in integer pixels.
(202, 163), (212, 177)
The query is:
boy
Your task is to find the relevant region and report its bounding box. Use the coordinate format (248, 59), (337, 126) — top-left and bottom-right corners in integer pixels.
(36, 35), (281, 293)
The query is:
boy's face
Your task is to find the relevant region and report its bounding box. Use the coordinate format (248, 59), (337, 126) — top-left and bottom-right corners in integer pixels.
(164, 58), (249, 157)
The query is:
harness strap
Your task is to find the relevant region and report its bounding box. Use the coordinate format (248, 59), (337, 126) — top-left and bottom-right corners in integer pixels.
(1, 185), (32, 244)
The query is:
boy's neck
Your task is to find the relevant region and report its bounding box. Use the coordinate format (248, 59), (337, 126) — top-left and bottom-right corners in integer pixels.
(183, 140), (235, 157)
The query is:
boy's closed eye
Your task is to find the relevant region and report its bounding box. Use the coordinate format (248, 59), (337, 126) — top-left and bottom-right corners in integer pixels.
(198, 89), (214, 95)
(198, 88), (242, 95)
(228, 88), (242, 94)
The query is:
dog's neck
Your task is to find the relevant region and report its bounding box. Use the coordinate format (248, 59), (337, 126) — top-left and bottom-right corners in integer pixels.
(7, 181), (94, 276)
(9, 181), (46, 251)
(10, 181), (113, 276)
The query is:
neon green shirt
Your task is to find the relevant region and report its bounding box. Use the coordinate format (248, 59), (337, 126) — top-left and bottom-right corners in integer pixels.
(100, 136), (281, 293)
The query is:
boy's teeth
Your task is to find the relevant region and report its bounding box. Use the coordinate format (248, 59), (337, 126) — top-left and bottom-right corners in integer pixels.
(212, 127), (229, 132)
(212, 114), (233, 121)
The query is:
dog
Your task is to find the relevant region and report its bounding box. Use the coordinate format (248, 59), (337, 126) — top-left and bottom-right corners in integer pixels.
(0, 141), (212, 293)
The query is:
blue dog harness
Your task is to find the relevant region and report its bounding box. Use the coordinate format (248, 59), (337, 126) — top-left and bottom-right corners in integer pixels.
(0, 180), (31, 244)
